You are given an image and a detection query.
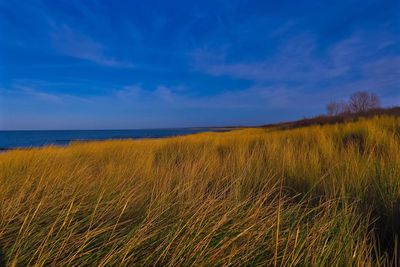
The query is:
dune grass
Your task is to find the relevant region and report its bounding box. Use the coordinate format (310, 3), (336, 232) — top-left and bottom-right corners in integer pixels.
(0, 116), (400, 266)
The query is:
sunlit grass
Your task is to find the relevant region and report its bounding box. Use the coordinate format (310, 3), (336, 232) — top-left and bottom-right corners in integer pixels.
(0, 115), (399, 265)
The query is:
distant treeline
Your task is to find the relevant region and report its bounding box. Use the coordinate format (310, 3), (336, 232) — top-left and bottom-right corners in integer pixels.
(262, 91), (399, 130)
(326, 91), (381, 116)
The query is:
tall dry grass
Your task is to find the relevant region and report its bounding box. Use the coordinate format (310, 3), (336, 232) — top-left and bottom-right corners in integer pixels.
(0, 116), (399, 266)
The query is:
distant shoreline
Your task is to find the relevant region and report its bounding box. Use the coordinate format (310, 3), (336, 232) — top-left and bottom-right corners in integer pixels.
(0, 126), (240, 132)
(0, 128), (234, 151)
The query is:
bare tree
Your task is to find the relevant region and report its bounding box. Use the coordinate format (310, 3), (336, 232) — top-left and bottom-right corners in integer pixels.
(327, 102), (338, 116)
(348, 91), (380, 113)
(326, 102), (335, 116)
(326, 100), (348, 116)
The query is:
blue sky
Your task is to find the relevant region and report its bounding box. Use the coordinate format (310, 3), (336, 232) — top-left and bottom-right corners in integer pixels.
(1, 0), (399, 130)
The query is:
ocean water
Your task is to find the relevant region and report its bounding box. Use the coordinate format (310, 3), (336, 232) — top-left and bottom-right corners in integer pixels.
(0, 128), (224, 149)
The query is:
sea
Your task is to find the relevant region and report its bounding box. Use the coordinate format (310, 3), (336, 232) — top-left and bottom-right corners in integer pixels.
(0, 128), (226, 150)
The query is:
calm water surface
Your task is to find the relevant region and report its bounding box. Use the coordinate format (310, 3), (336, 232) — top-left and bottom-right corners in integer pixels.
(0, 129), (225, 149)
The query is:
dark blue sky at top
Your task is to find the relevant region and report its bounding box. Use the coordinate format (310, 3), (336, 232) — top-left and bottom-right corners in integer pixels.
(0, 0), (399, 129)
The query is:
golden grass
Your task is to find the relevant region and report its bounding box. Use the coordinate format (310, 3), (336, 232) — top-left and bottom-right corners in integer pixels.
(0, 116), (399, 266)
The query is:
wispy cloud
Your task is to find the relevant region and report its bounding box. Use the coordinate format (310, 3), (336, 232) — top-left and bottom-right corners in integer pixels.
(16, 86), (63, 103)
(191, 28), (400, 108)
(192, 34), (346, 83)
(1, 82), (91, 104)
(193, 30), (399, 84)
(114, 84), (312, 110)
(116, 85), (179, 105)
(51, 26), (134, 68)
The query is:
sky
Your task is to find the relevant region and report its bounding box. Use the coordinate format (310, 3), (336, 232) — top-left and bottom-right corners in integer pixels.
(0, 0), (399, 130)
